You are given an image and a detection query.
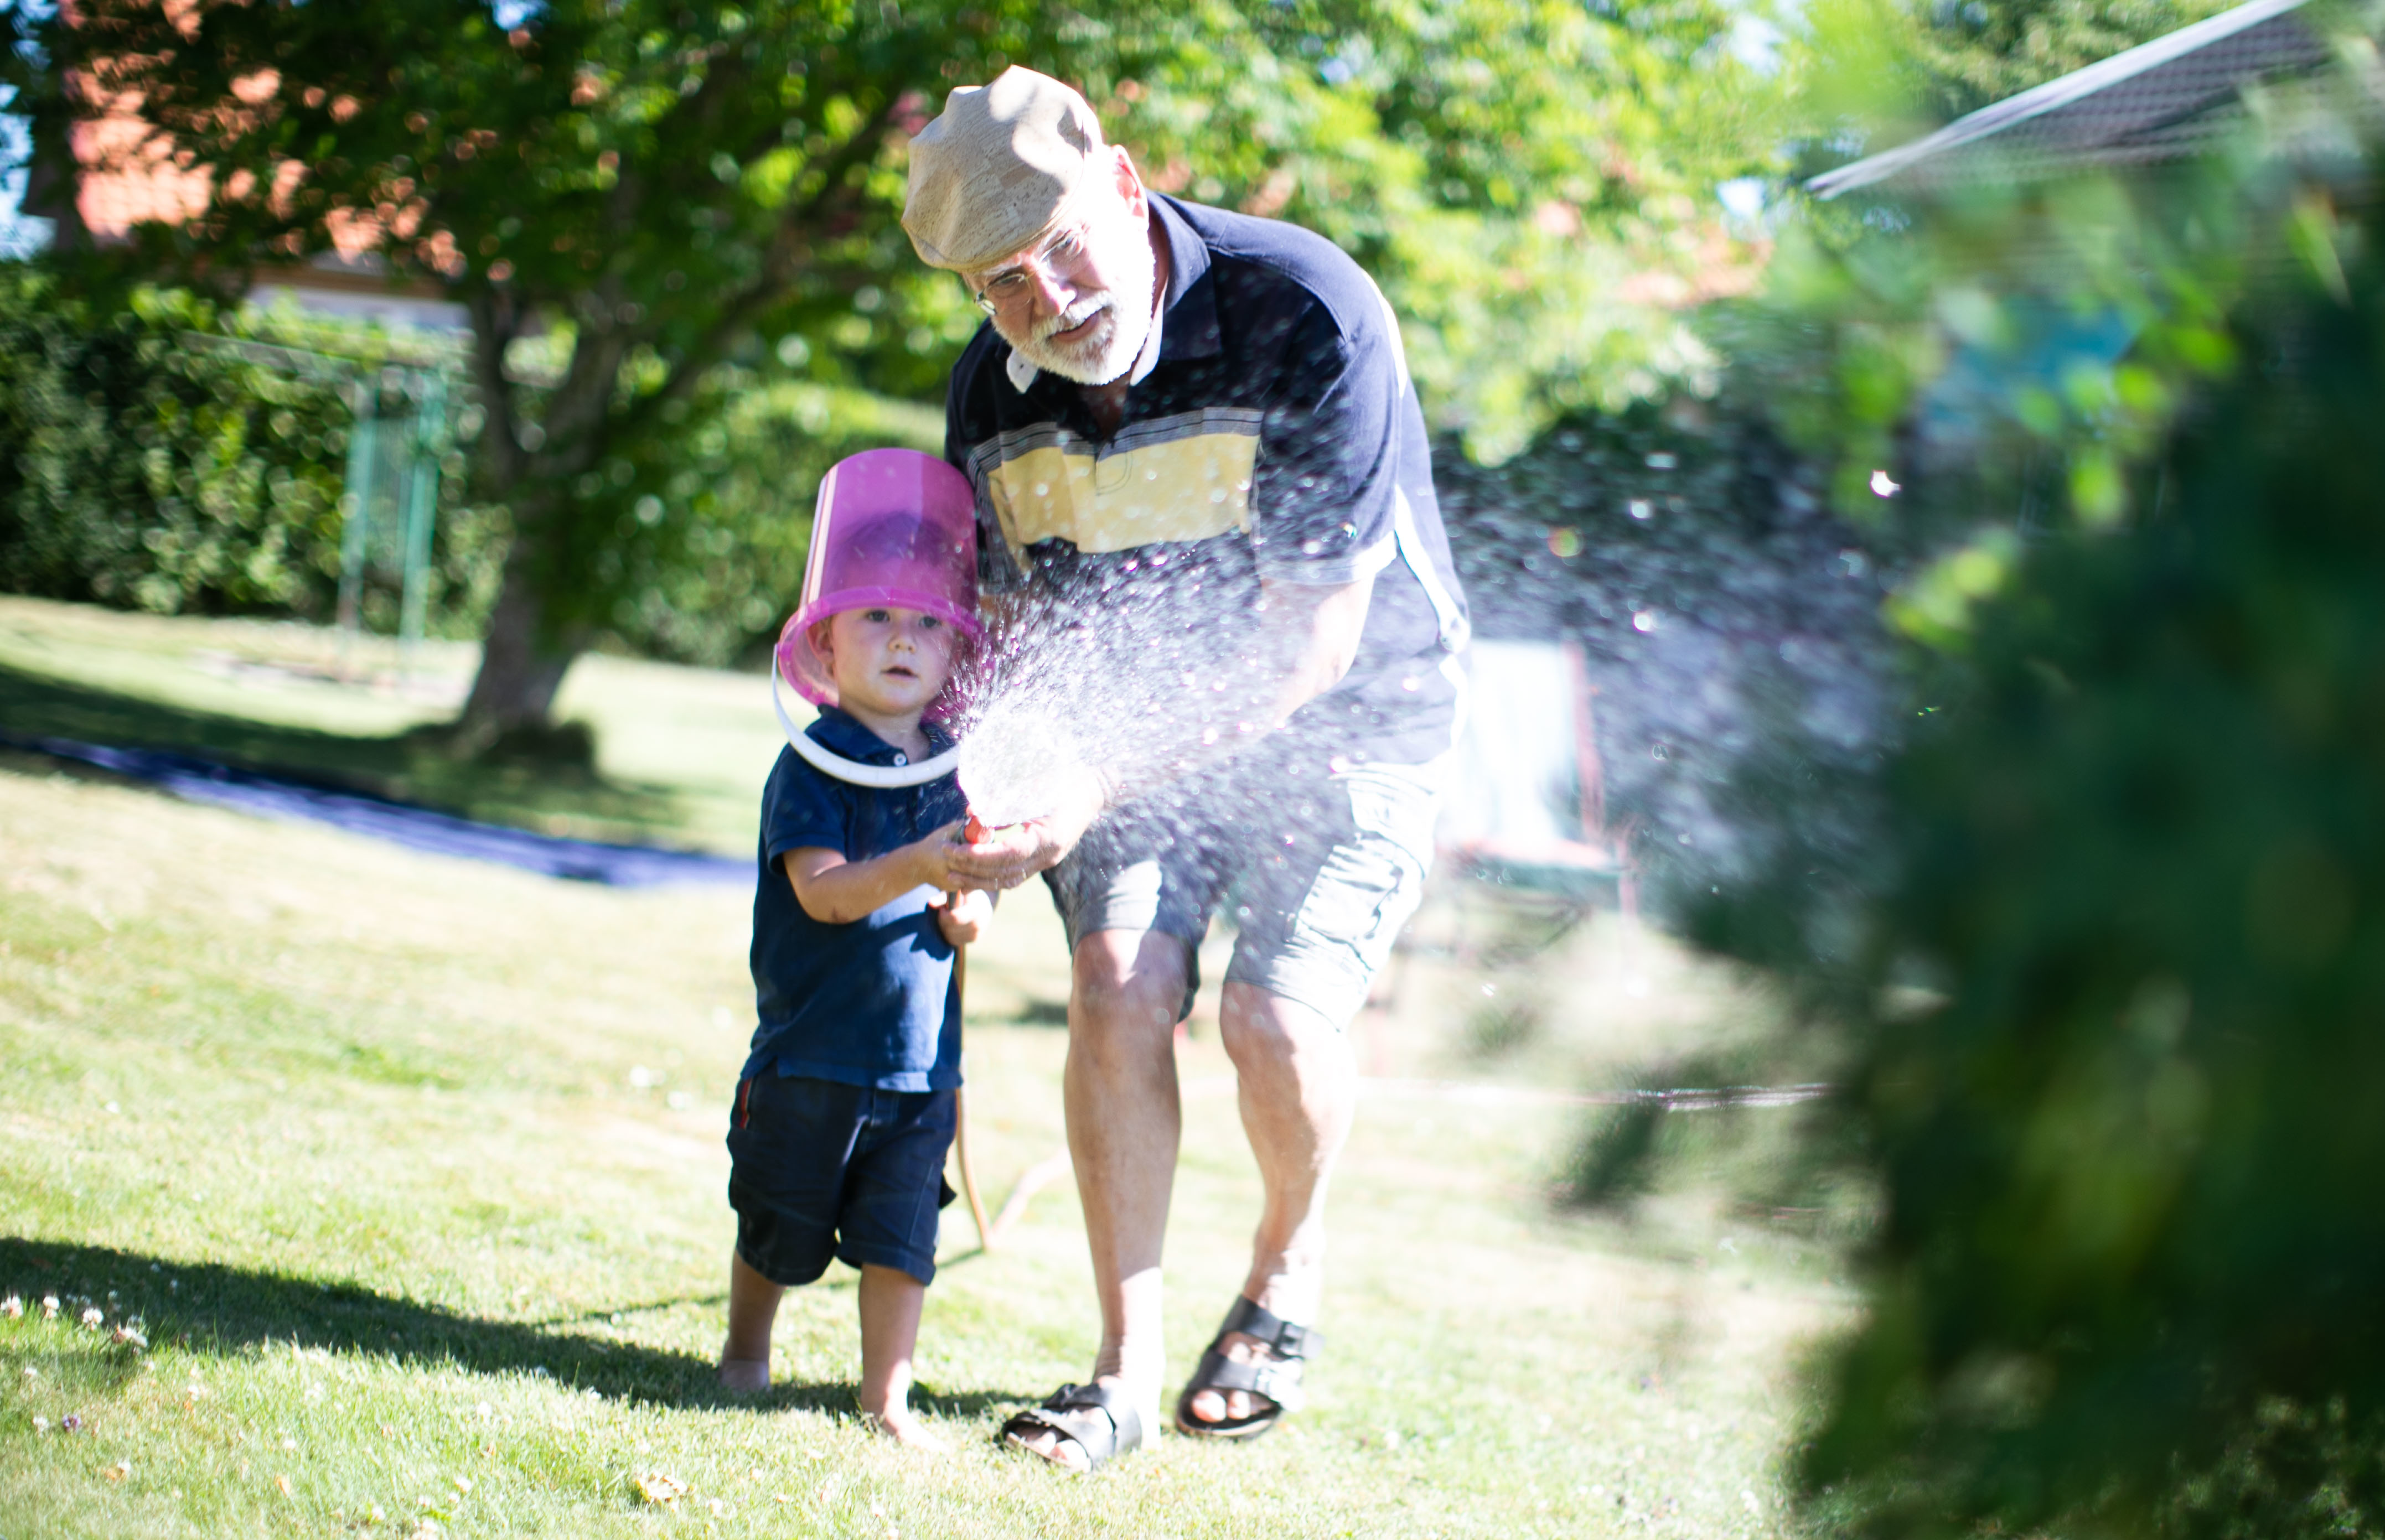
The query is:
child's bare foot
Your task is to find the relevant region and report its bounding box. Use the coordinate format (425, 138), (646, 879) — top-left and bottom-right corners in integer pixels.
(862, 1406), (949, 1451)
(717, 1353), (771, 1394)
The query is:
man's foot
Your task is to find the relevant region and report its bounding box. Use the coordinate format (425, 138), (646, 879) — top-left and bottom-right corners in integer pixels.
(717, 1353), (771, 1394)
(1001, 1380), (1152, 1472)
(1175, 1298), (1317, 1440)
(1181, 1335), (1276, 1427)
(1005, 1417), (1094, 1473)
(863, 1407), (950, 1451)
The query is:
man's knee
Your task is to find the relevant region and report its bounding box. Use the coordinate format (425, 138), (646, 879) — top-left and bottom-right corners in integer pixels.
(1072, 930), (1189, 1040)
(1217, 983), (1345, 1075)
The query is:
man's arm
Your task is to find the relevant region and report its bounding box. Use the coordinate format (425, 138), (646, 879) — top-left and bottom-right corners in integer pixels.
(1256, 573), (1375, 728)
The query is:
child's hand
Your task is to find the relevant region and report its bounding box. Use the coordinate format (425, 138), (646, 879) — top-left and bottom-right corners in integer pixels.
(908, 821), (970, 893)
(933, 887), (992, 947)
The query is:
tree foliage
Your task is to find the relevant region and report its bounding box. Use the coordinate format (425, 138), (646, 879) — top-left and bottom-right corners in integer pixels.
(4, 0), (1783, 737)
(9, 0), (1067, 742)
(0, 273), (940, 662)
(1900, 0), (2245, 117)
(1787, 0), (2243, 167)
(1091, 0), (1787, 459)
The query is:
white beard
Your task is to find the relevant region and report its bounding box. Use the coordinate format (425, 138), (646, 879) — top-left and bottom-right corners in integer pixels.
(1000, 220), (1158, 386)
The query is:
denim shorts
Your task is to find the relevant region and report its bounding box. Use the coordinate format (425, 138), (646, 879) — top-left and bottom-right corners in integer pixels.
(725, 1073), (956, 1288)
(1044, 744), (1448, 1025)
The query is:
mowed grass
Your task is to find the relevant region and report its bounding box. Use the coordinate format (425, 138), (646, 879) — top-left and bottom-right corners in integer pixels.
(0, 595), (782, 853)
(0, 600), (1853, 1537)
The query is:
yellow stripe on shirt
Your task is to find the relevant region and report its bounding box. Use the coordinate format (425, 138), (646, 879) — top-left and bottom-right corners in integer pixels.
(974, 409), (1263, 561)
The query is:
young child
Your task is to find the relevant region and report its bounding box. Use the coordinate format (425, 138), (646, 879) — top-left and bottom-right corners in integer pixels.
(717, 449), (989, 1450)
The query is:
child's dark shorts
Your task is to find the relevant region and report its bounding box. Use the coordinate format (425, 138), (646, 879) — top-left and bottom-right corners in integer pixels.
(725, 1073), (957, 1288)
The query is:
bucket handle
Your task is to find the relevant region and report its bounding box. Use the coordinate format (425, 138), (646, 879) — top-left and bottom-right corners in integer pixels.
(771, 667), (964, 789)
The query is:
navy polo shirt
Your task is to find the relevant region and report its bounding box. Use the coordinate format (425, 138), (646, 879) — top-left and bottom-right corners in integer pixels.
(742, 707), (965, 1092)
(944, 194), (1470, 766)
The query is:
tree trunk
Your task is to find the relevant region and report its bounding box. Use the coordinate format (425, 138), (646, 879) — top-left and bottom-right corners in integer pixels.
(448, 282), (603, 755)
(450, 534), (588, 753)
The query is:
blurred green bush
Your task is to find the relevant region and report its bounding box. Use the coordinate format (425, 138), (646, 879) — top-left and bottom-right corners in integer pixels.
(1661, 49), (2385, 1540)
(0, 272), (939, 665)
(588, 371), (943, 667)
(1770, 212), (2385, 1534)
(0, 275), (487, 625)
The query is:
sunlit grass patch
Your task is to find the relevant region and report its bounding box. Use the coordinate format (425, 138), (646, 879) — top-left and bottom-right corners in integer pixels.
(0, 594), (783, 852)
(2, 609), (1854, 1536)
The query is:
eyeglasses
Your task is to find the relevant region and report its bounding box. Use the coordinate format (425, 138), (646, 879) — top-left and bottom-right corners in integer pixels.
(968, 225), (1091, 316)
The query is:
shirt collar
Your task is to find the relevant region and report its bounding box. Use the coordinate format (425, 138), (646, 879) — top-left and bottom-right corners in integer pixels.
(806, 704), (951, 768)
(1148, 194), (1219, 365)
(1001, 192), (1219, 396)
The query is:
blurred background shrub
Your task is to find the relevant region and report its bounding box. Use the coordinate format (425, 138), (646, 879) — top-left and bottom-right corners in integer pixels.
(0, 272), (938, 666)
(0, 277), (475, 624)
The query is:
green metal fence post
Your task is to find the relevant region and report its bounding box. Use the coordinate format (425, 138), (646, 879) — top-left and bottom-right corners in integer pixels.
(398, 370), (447, 681)
(337, 377), (382, 670)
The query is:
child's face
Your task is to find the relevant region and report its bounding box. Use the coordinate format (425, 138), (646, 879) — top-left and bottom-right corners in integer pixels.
(814, 606), (958, 720)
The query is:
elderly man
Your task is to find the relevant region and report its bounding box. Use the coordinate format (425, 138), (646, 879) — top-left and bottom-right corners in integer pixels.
(905, 67), (1468, 1470)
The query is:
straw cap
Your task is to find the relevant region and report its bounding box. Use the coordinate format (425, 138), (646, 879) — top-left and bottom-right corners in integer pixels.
(903, 66), (1108, 272)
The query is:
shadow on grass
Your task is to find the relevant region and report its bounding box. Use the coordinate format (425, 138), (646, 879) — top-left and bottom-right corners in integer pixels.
(0, 1238), (1029, 1420)
(0, 658), (686, 844)
(1009, 999), (1071, 1028)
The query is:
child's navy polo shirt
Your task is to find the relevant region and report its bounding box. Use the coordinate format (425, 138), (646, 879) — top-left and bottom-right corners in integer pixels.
(743, 706), (966, 1092)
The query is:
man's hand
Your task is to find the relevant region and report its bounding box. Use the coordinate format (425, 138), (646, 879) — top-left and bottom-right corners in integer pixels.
(950, 762), (1107, 889)
(932, 888), (994, 947)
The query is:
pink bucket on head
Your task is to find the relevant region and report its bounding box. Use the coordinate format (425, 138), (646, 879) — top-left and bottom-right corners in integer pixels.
(774, 448), (982, 712)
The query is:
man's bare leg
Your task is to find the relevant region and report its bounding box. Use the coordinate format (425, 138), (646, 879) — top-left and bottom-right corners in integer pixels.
(1005, 927), (1187, 1470)
(1182, 981), (1358, 1429)
(718, 1249), (783, 1393)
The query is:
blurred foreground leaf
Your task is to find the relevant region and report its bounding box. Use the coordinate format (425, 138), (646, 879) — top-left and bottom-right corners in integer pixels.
(1711, 107), (2385, 1540)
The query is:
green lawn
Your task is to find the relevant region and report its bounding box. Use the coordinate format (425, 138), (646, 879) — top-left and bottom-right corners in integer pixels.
(0, 597), (1850, 1537)
(0, 595), (783, 854)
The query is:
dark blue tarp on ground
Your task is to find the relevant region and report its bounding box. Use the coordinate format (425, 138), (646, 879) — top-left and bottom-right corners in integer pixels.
(0, 733), (749, 887)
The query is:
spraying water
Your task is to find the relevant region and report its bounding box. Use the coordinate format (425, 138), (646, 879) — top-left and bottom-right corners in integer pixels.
(956, 696), (1087, 826)
(946, 540), (1301, 833)
(782, 408), (1893, 925)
